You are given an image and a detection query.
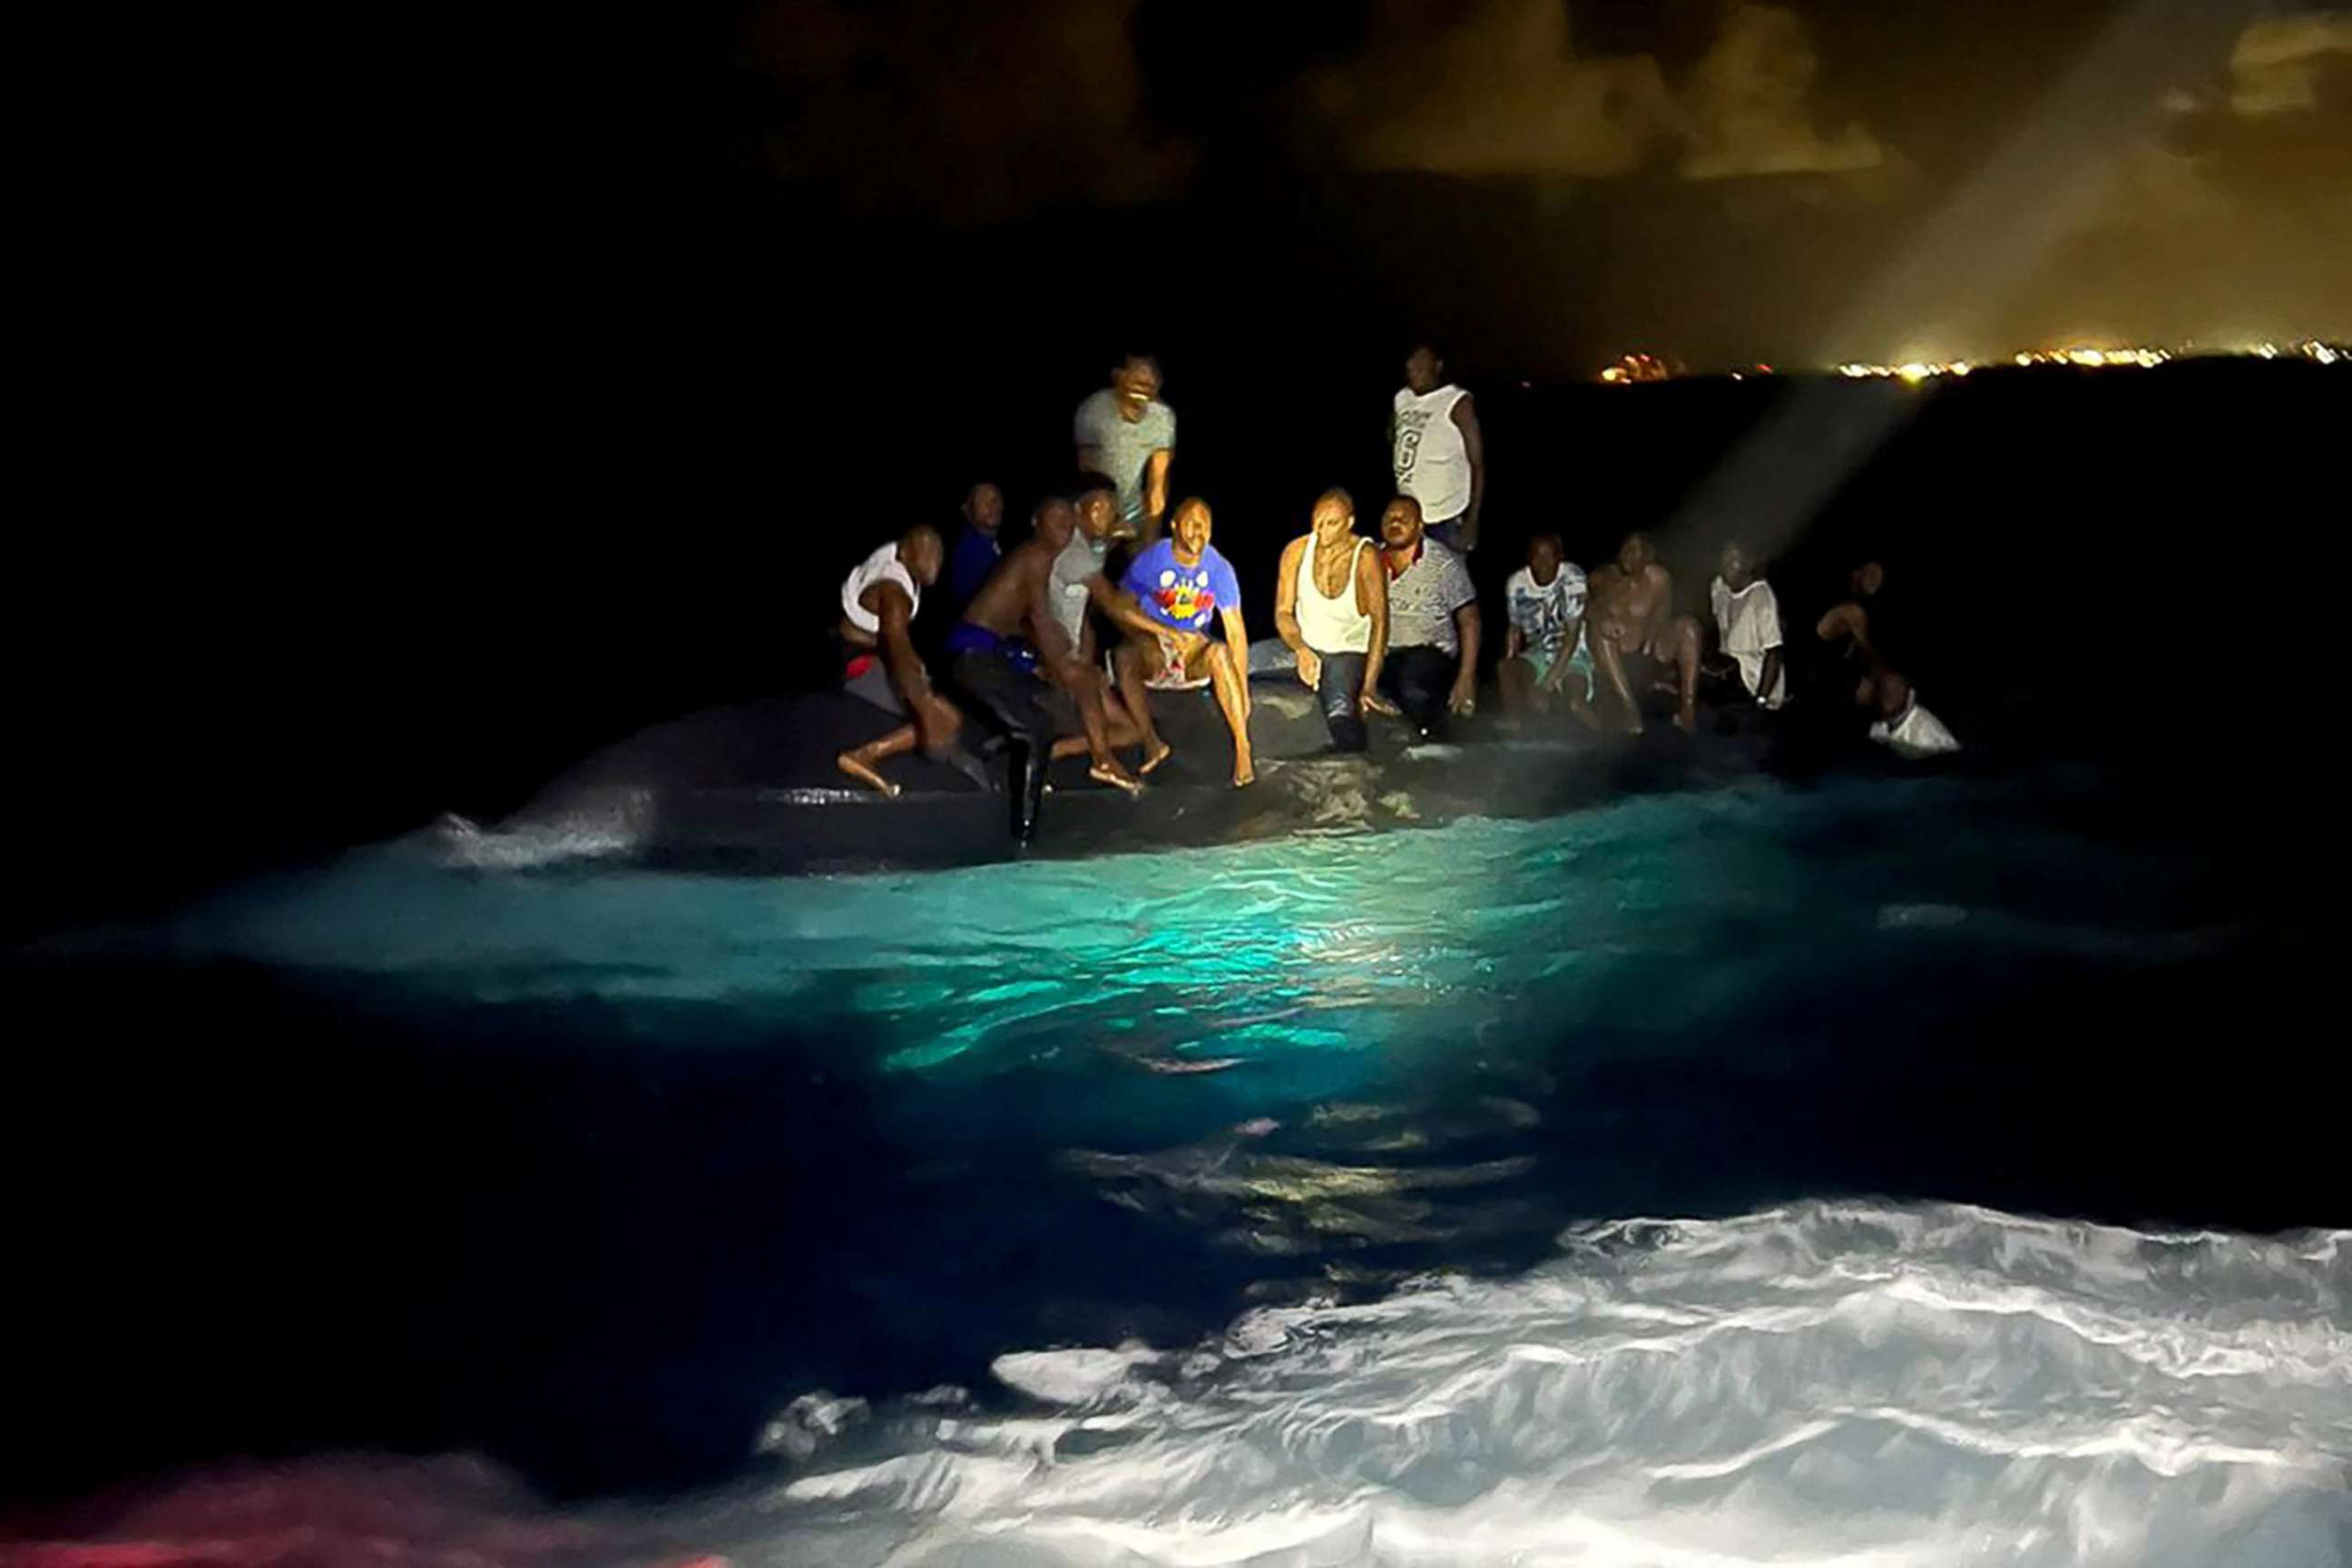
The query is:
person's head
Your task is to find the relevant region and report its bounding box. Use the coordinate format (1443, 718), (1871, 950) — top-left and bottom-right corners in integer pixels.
(1033, 497), (1077, 552)
(1111, 355), (1161, 420)
(1719, 540), (1756, 591)
(1616, 533), (1654, 573)
(1171, 496), (1212, 558)
(1526, 533), (1563, 585)
(963, 482), (1004, 535)
(1072, 471), (1122, 541)
(1852, 561), (1885, 597)
(897, 524), (945, 587)
(1310, 487), (1356, 544)
(1404, 342), (1446, 396)
(1380, 495), (1426, 550)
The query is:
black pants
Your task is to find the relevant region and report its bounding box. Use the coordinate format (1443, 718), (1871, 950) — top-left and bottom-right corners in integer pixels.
(946, 649), (1063, 841)
(1379, 643), (1458, 738)
(1315, 651), (1368, 752)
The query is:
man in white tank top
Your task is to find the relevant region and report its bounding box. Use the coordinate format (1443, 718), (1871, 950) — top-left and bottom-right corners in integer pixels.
(1391, 343), (1485, 553)
(835, 525), (959, 796)
(1273, 489), (1390, 753)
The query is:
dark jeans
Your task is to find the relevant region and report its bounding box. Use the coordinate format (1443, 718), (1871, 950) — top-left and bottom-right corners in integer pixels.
(1315, 651), (1368, 753)
(1379, 643), (1459, 738)
(1426, 515), (1469, 553)
(946, 649), (1063, 841)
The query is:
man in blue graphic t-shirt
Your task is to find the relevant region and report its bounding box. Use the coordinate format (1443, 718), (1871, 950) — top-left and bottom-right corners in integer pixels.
(1113, 497), (1254, 787)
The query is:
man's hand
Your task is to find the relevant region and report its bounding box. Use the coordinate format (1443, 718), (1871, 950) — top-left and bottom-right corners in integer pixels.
(1364, 689), (1401, 718)
(1448, 679), (1476, 717)
(1296, 647), (1322, 691)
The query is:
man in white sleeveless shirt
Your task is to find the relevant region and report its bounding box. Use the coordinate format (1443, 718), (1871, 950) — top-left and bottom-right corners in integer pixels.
(835, 525), (959, 797)
(1391, 343), (1485, 554)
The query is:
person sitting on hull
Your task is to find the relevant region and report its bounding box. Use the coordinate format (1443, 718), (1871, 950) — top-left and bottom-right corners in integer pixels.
(1043, 475), (1167, 777)
(1273, 488), (1390, 754)
(1499, 532), (1594, 721)
(1817, 567), (1958, 760)
(1374, 496), (1481, 740)
(834, 525), (966, 798)
(1587, 532), (1703, 735)
(1113, 496), (1256, 788)
(945, 493), (1150, 841)
(1708, 540), (1788, 711)
(946, 481), (1004, 619)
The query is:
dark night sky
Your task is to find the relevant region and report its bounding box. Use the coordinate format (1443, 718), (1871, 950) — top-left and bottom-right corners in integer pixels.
(701, 0), (2348, 365)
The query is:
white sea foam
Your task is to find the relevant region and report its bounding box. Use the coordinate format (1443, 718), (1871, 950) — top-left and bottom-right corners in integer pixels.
(34, 1202), (2342, 1567)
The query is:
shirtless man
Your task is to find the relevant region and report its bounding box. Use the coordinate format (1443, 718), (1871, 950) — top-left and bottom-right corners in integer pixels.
(946, 494), (1150, 840)
(834, 525), (962, 797)
(1585, 532), (1702, 735)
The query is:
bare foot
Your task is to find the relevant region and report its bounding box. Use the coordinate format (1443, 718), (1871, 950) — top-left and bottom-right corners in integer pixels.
(1140, 739), (1173, 775)
(1088, 760), (1146, 797)
(1672, 707), (1698, 736)
(836, 751), (900, 798)
(1623, 713), (1646, 737)
(1231, 759), (1257, 788)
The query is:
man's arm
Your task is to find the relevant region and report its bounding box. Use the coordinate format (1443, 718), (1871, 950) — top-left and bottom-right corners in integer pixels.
(1358, 544), (1392, 709)
(1643, 567), (1674, 650)
(873, 583), (954, 752)
(1541, 612), (1583, 691)
(1453, 395), (1485, 548)
(1273, 540), (1307, 652)
(1756, 587), (1784, 702)
(1450, 602), (1482, 712)
(1503, 621), (1525, 661)
(1085, 574), (1166, 642)
(1142, 449), (1172, 540)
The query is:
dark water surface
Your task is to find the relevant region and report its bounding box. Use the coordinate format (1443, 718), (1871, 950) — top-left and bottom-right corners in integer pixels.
(12, 754), (2345, 1524)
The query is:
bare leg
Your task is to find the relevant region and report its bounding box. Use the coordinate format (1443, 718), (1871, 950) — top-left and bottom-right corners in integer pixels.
(1067, 665), (1144, 793)
(1664, 616), (1702, 734)
(1591, 632), (1643, 735)
(1202, 642), (1255, 787)
(1498, 656), (1535, 716)
(837, 725), (918, 797)
(1114, 641), (1173, 774)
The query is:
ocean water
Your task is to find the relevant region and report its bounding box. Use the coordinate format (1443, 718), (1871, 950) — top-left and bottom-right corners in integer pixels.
(12, 768), (2350, 1563)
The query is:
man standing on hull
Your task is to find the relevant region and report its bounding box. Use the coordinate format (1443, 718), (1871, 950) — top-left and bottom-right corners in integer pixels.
(1391, 342), (1485, 554)
(835, 525), (963, 797)
(946, 495), (1147, 841)
(1074, 354), (1176, 546)
(1587, 533), (1702, 735)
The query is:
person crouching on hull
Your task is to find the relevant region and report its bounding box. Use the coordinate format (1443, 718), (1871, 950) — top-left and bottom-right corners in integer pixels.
(946, 495), (1147, 842)
(1374, 495), (1480, 740)
(1499, 532), (1594, 721)
(1588, 532), (1702, 735)
(835, 526), (965, 797)
(1273, 488), (1389, 753)
(1112, 497), (1256, 787)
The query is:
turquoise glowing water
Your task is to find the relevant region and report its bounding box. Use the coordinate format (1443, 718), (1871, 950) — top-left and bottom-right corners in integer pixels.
(15, 766), (2344, 1524)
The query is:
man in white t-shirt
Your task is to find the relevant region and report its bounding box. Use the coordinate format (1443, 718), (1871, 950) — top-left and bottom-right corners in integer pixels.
(1708, 542), (1787, 709)
(1390, 342), (1485, 553)
(1500, 533), (1594, 720)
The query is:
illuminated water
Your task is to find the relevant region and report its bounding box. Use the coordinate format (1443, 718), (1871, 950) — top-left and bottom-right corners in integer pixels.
(15, 769), (2350, 1561)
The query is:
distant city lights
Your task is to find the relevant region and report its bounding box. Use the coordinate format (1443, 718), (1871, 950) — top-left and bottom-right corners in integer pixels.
(1597, 339), (2344, 384)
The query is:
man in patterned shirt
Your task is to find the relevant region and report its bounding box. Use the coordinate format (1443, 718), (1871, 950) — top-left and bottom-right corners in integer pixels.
(1374, 496), (1481, 740)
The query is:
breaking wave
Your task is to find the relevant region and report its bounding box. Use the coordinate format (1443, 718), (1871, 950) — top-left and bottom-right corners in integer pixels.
(24, 1201), (2349, 1566)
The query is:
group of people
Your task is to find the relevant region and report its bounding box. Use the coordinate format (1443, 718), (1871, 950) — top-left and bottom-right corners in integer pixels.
(833, 346), (1955, 841)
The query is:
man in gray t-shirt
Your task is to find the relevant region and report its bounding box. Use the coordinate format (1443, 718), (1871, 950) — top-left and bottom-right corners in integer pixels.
(1073, 354), (1176, 544)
